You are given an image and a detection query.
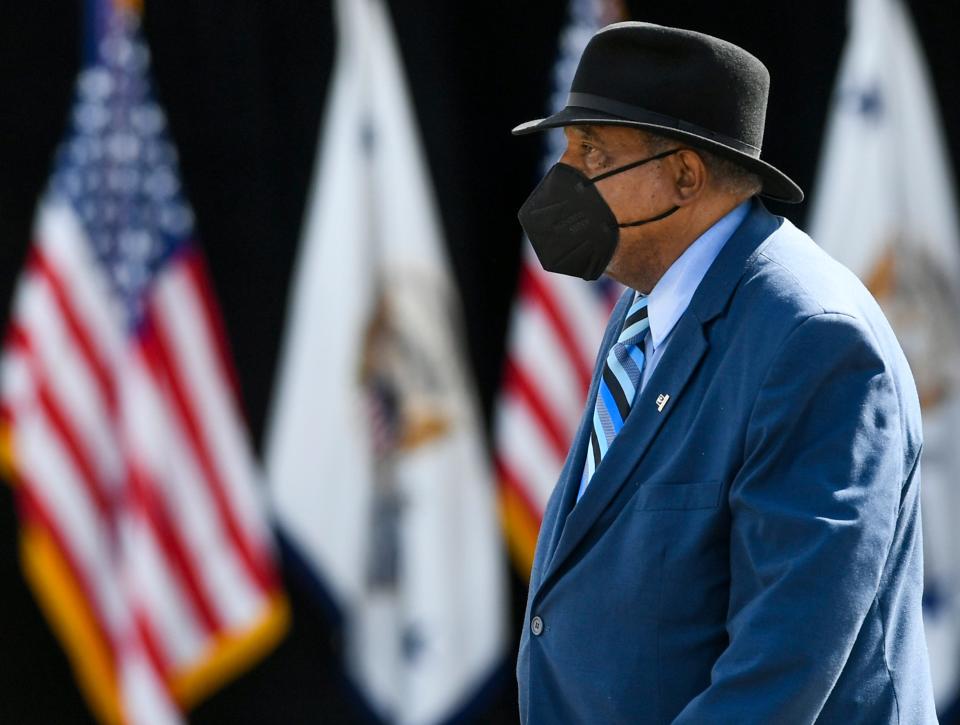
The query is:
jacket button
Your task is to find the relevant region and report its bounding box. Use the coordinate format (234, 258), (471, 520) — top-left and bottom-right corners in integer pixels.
(531, 615), (544, 636)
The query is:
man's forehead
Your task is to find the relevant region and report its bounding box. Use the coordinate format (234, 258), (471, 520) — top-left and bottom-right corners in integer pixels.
(564, 124), (649, 146)
(565, 124), (601, 140)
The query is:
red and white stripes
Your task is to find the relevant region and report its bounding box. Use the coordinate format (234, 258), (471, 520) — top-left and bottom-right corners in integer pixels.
(1, 198), (285, 724)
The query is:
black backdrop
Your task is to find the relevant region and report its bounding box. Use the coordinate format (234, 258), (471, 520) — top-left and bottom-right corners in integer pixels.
(1, 1), (958, 723)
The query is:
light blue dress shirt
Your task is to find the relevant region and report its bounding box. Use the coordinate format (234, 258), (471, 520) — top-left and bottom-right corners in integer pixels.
(638, 200), (751, 391)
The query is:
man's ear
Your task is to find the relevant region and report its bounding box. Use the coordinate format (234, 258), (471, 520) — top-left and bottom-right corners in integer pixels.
(672, 149), (707, 203)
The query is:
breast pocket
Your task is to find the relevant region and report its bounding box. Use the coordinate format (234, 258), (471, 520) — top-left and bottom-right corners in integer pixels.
(635, 480), (722, 511)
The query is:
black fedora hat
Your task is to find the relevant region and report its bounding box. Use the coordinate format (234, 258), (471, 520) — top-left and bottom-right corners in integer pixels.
(513, 22), (803, 203)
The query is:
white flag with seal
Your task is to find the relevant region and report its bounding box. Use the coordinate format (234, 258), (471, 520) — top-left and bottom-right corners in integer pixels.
(809, 0), (960, 710)
(263, 0), (507, 722)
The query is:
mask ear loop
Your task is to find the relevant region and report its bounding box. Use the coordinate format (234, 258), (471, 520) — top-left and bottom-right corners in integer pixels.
(618, 204), (680, 227)
(587, 148), (683, 183)
(586, 148), (684, 227)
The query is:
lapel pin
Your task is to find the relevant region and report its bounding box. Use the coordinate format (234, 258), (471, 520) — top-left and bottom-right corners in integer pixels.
(656, 393), (670, 412)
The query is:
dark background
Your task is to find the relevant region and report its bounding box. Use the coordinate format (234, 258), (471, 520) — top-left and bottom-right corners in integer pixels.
(1, 1), (958, 722)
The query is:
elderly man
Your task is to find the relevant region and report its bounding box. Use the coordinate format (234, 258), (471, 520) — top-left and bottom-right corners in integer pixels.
(513, 22), (937, 724)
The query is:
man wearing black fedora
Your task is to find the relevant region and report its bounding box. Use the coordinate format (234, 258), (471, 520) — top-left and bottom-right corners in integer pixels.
(514, 22), (936, 724)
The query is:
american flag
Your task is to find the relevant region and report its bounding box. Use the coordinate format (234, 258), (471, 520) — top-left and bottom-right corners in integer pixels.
(494, 0), (624, 575)
(0, 3), (286, 723)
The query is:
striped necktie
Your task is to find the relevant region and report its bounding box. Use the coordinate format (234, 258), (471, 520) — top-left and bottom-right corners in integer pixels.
(577, 294), (650, 502)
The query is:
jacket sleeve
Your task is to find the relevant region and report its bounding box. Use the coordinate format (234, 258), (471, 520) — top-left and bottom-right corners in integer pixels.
(673, 312), (909, 723)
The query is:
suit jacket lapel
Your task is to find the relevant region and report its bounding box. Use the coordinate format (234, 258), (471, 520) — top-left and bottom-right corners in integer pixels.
(538, 289), (634, 576)
(538, 200), (783, 589)
(542, 316), (708, 584)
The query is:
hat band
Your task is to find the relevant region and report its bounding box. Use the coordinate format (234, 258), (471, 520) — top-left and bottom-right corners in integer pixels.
(566, 92), (762, 157)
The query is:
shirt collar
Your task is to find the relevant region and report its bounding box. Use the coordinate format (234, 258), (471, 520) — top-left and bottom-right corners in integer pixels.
(638, 200), (751, 350)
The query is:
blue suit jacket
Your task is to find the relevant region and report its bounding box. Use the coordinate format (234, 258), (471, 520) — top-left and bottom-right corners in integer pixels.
(517, 201), (937, 724)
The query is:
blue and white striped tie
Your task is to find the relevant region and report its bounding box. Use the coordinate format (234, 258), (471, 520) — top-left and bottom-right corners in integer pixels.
(577, 295), (650, 502)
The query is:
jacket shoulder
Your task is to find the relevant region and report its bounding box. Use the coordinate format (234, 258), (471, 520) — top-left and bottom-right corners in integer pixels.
(745, 220), (878, 320)
(729, 218), (921, 437)
(734, 220), (899, 349)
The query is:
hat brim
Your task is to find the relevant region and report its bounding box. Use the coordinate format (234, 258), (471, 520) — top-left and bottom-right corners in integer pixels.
(513, 107), (804, 204)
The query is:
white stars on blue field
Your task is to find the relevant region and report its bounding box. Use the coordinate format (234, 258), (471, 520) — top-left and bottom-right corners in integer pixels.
(51, 11), (195, 327)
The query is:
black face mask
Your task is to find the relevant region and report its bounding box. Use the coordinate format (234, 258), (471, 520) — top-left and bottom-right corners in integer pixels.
(517, 148), (682, 280)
